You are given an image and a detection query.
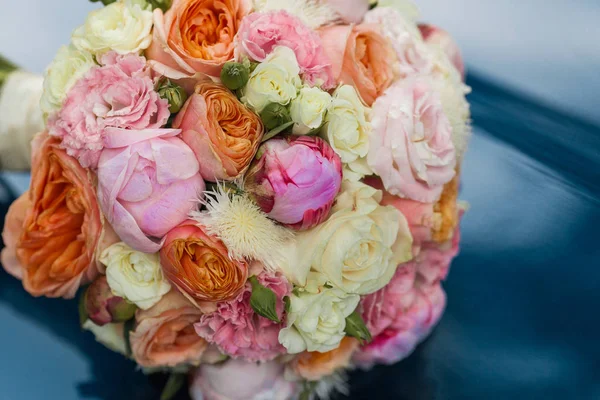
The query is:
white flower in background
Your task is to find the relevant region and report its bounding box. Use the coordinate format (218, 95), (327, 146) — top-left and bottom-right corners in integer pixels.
(375, 0), (420, 21)
(82, 320), (127, 355)
(100, 242), (171, 310)
(242, 46), (301, 113)
(72, 0), (153, 56)
(253, 0), (340, 29)
(290, 86), (332, 135)
(324, 85), (372, 179)
(291, 180), (413, 294)
(39, 45), (95, 116)
(278, 285), (359, 353)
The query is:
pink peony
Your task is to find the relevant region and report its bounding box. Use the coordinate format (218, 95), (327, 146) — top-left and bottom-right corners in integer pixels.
(48, 52), (170, 168)
(417, 226), (461, 286)
(190, 358), (297, 400)
(194, 269), (291, 362)
(367, 77), (456, 203)
(325, 0), (369, 23)
(245, 136), (342, 230)
(235, 10), (335, 88)
(419, 24), (465, 80)
(97, 128), (205, 253)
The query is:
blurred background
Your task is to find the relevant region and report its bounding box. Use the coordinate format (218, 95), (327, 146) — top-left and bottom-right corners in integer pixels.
(0, 1), (599, 399)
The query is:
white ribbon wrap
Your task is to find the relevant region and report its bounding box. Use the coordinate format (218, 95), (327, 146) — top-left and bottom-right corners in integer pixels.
(0, 71), (44, 170)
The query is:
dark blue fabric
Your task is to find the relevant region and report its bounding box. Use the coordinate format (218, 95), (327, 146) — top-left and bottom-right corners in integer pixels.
(0, 74), (599, 400)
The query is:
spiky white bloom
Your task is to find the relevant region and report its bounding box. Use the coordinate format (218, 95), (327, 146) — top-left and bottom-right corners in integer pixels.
(190, 182), (293, 271)
(253, 0), (340, 29)
(311, 371), (350, 400)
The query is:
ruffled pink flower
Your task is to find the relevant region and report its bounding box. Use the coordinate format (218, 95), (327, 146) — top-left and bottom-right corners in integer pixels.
(194, 270), (291, 362)
(245, 136), (342, 230)
(48, 52), (170, 168)
(235, 10), (335, 88)
(417, 226), (461, 285)
(190, 359), (297, 400)
(367, 77), (456, 203)
(419, 24), (465, 80)
(97, 128), (205, 253)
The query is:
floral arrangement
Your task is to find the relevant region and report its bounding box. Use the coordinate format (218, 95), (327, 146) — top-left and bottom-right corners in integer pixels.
(0, 0), (470, 398)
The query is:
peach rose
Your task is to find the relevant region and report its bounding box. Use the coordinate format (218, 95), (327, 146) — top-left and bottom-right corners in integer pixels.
(146, 0), (252, 79)
(1, 133), (102, 298)
(292, 337), (359, 381)
(320, 24), (396, 105)
(160, 220), (248, 304)
(173, 82), (264, 181)
(130, 290), (208, 367)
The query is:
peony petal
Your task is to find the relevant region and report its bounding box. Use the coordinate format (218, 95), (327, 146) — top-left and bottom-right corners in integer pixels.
(151, 137), (201, 183)
(103, 127), (181, 149)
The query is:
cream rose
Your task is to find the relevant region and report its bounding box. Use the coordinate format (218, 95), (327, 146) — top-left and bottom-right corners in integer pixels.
(290, 86), (332, 135)
(39, 45), (95, 116)
(324, 85), (372, 178)
(72, 0), (153, 56)
(242, 46), (301, 113)
(100, 242), (171, 310)
(289, 180), (413, 295)
(278, 285), (359, 354)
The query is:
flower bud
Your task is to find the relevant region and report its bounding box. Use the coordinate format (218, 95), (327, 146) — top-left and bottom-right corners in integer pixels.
(245, 136), (342, 230)
(157, 79), (188, 113)
(146, 0), (172, 12)
(89, 0), (118, 5)
(260, 103), (291, 131)
(83, 275), (137, 326)
(220, 61), (250, 91)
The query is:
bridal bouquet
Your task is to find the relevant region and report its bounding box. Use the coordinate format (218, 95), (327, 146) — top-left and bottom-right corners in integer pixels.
(1, 0), (470, 398)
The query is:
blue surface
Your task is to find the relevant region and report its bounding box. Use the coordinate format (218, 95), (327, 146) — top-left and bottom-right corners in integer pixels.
(1, 74), (599, 399)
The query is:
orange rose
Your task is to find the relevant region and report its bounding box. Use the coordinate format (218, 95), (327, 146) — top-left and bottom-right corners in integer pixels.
(173, 82), (263, 181)
(130, 290), (208, 367)
(432, 173), (460, 243)
(293, 337), (359, 381)
(146, 0), (252, 79)
(160, 220), (248, 304)
(1, 133), (102, 298)
(320, 24), (396, 105)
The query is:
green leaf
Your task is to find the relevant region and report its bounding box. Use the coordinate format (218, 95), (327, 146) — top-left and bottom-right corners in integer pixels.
(160, 373), (186, 400)
(78, 289), (89, 327)
(249, 276), (280, 323)
(123, 318), (136, 358)
(344, 310), (372, 344)
(283, 296), (291, 314)
(299, 381), (318, 400)
(261, 121), (294, 143)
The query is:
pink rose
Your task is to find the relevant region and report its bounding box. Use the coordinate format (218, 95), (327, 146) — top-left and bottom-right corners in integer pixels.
(48, 52), (170, 168)
(190, 359), (297, 400)
(356, 283), (446, 368)
(367, 77), (456, 203)
(235, 10), (335, 88)
(194, 268), (291, 361)
(416, 216), (462, 286)
(419, 24), (465, 80)
(245, 136), (342, 230)
(324, 0), (369, 23)
(97, 128), (205, 253)
(364, 8), (433, 80)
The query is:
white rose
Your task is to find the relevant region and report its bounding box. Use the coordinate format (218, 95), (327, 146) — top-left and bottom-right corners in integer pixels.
(290, 180), (413, 294)
(324, 85), (372, 179)
(100, 242), (171, 310)
(290, 86), (332, 135)
(39, 45), (95, 116)
(82, 320), (127, 355)
(72, 0), (153, 56)
(242, 46), (301, 113)
(278, 285), (359, 353)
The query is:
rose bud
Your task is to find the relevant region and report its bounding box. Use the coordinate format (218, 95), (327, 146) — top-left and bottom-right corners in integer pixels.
(220, 61), (250, 91)
(245, 136), (342, 230)
(419, 24), (465, 80)
(83, 275), (136, 326)
(157, 78), (188, 113)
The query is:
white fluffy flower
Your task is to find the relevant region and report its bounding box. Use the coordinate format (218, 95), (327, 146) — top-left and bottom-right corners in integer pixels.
(324, 85), (372, 179)
(82, 320), (127, 355)
(286, 180), (413, 294)
(376, 0), (420, 21)
(278, 285), (359, 354)
(100, 242), (171, 310)
(242, 46), (301, 113)
(290, 86), (332, 135)
(253, 0), (340, 29)
(39, 45), (95, 116)
(72, 0), (153, 55)
(190, 183), (293, 271)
